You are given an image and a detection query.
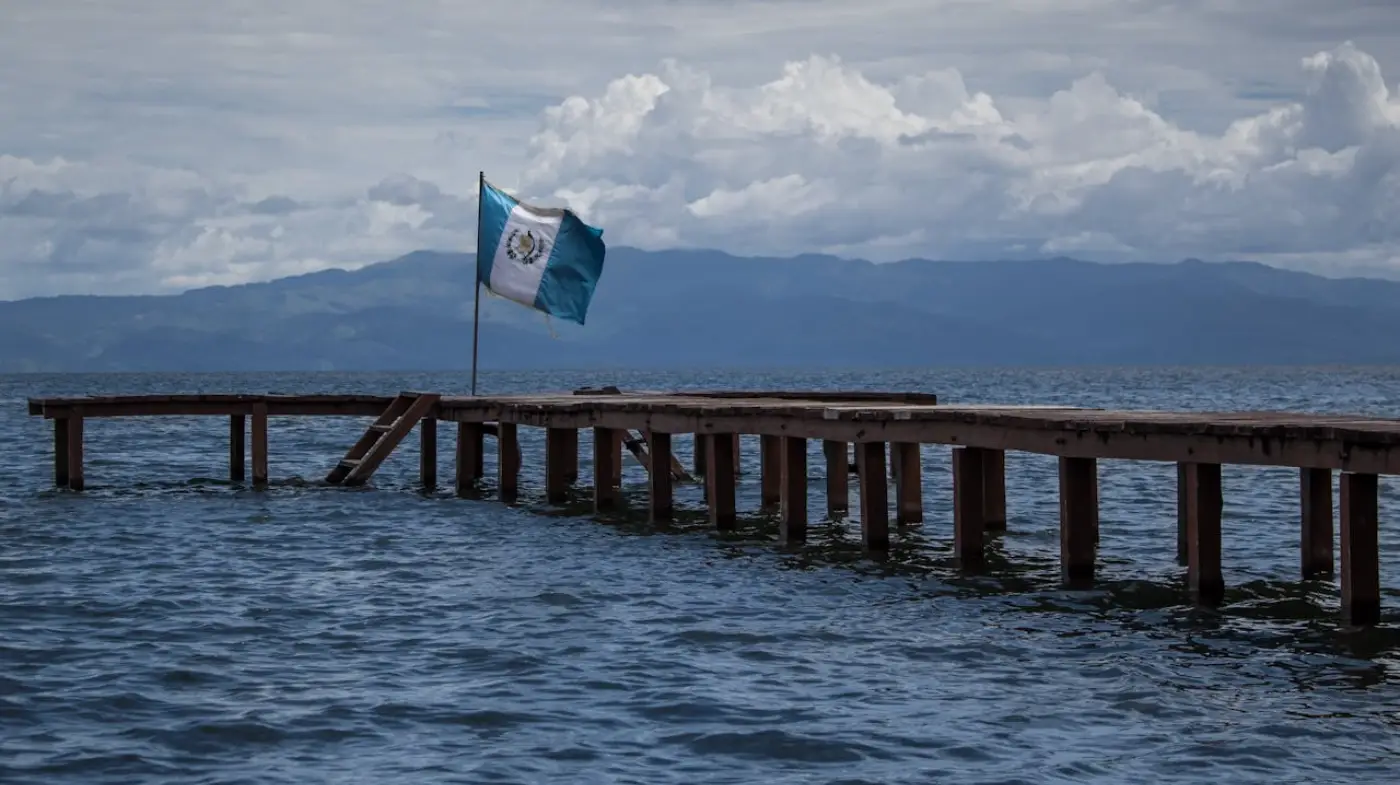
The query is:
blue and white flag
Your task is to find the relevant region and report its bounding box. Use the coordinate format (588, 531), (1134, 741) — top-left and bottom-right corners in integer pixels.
(476, 178), (607, 325)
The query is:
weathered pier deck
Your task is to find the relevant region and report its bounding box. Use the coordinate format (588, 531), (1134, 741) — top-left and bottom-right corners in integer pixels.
(26, 389), (1398, 625)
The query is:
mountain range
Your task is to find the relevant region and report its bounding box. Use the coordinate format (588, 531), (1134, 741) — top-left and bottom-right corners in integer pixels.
(2, 247), (1398, 372)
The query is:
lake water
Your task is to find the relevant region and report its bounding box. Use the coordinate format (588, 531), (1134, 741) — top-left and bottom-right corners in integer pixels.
(3, 366), (1400, 784)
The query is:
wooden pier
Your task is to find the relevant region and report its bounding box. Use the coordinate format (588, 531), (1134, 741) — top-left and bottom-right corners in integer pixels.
(26, 388), (1399, 626)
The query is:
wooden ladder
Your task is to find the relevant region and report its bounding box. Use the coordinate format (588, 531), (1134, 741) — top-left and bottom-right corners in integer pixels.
(326, 391), (440, 486)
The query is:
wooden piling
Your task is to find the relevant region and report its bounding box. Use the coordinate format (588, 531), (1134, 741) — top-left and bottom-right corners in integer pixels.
(497, 423), (519, 503)
(229, 414), (245, 483)
(780, 436), (807, 543)
(1058, 457), (1098, 585)
(65, 414), (85, 491)
(1300, 467), (1333, 579)
(707, 432), (738, 530)
(1340, 472), (1380, 625)
(760, 435), (782, 508)
(693, 433), (707, 476)
(952, 447), (985, 568)
(561, 427), (579, 483)
(1184, 462), (1223, 606)
(824, 440), (849, 514)
(1176, 463), (1189, 566)
(983, 449), (1007, 531)
(545, 428), (575, 504)
(610, 429), (624, 488)
(893, 442), (923, 525)
(649, 431), (674, 522)
(250, 403), (268, 488)
(593, 427), (619, 512)
(455, 422), (483, 495)
(858, 441), (889, 551)
(53, 417), (69, 488)
(420, 417), (437, 491)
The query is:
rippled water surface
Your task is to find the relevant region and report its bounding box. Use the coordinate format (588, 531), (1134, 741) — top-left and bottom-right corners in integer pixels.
(5, 367), (1400, 784)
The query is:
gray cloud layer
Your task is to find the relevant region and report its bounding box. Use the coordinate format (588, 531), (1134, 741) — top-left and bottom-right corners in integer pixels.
(1, 1), (1398, 297)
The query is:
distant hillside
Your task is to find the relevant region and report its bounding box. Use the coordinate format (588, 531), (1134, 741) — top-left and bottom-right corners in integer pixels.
(4, 248), (1400, 372)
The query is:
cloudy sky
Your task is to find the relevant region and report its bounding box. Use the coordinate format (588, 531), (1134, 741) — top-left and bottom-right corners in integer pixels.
(2, 1), (1398, 299)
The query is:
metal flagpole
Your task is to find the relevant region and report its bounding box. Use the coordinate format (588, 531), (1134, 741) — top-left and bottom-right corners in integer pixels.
(470, 170), (483, 396)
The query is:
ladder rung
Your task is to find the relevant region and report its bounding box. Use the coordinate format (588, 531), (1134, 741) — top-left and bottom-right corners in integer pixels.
(339, 459), (361, 468)
(369, 423), (393, 432)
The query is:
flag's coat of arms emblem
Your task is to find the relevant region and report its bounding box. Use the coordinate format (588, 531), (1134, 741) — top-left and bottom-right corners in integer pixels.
(505, 228), (546, 265)
(476, 177), (607, 326)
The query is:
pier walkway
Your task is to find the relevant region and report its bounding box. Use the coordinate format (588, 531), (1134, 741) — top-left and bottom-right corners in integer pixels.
(26, 388), (1398, 625)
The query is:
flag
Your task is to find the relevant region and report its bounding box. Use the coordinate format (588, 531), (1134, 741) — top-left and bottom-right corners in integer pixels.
(475, 178), (607, 325)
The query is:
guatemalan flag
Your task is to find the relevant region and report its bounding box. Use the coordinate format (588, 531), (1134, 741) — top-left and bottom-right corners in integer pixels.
(475, 178), (607, 325)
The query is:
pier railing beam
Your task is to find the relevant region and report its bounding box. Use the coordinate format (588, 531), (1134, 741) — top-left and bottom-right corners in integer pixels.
(1059, 457), (1098, 586)
(824, 440), (849, 514)
(54, 417), (70, 488)
(1184, 462), (1223, 606)
(780, 436), (807, 543)
(455, 422), (483, 495)
(420, 418), (437, 491)
(251, 403), (268, 488)
(593, 427), (620, 512)
(760, 435), (782, 508)
(1340, 472), (1380, 626)
(229, 414), (245, 483)
(893, 442), (923, 525)
(707, 432), (738, 530)
(498, 423), (519, 503)
(983, 449), (1007, 531)
(546, 428), (576, 504)
(1300, 467), (1334, 579)
(858, 441), (889, 551)
(649, 431), (674, 522)
(952, 447), (985, 568)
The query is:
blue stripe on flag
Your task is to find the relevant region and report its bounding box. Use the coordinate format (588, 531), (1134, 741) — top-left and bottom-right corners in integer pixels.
(476, 181), (517, 284)
(534, 212), (606, 325)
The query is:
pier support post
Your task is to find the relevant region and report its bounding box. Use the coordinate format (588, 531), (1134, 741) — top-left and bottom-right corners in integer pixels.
(1300, 467), (1334, 579)
(733, 434), (743, 475)
(693, 433), (707, 477)
(229, 414), (245, 483)
(760, 435), (781, 508)
(1059, 457), (1098, 586)
(593, 427), (620, 512)
(455, 423), (483, 495)
(53, 417), (69, 488)
(64, 414), (86, 491)
(1340, 472), (1380, 626)
(1184, 462), (1223, 606)
(952, 447), (985, 568)
(892, 442), (923, 525)
(420, 418), (437, 491)
(251, 403), (268, 488)
(546, 428), (576, 504)
(497, 423), (519, 503)
(983, 449), (1007, 531)
(611, 430), (624, 488)
(707, 433), (737, 530)
(1176, 463), (1189, 566)
(781, 436), (807, 543)
(648, 431), (674, 522)
(858, 441), (889, 551)
(561, 428), (579, 483)
(824, 440), (849, 514)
